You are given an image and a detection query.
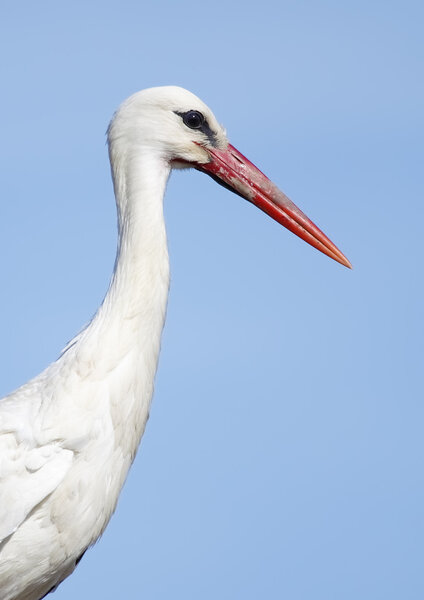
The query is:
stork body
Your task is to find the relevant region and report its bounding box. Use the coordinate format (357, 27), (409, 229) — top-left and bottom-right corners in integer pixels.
(0, 87), (350, 600)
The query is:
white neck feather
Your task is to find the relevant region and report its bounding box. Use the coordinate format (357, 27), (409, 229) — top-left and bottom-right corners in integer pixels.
(80, 145), (171, 369)
(55, 141), (171, 455)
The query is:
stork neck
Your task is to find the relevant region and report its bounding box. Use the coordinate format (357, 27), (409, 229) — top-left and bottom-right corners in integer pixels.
(109, 149), (171, 312)
(78, 148), (171, 373)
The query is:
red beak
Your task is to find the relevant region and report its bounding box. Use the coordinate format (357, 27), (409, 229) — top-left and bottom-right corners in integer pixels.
(195, 143), (351, 268)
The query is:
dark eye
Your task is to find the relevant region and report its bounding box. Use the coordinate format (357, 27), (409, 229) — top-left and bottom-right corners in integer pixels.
(182, 110), (204, 129)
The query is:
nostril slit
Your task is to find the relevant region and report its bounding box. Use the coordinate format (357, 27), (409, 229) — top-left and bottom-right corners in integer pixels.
(231, 152), (244, 164)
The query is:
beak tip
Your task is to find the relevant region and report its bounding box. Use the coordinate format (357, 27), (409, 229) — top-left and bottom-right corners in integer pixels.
(332, 253), (352, 269)
(338, 254), (353, 270)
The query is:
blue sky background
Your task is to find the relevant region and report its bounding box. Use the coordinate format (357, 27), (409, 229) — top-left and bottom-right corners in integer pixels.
(0, 1), (423, 598)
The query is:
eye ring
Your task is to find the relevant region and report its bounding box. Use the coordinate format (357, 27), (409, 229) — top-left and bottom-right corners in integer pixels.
(182, 110), (205, 129)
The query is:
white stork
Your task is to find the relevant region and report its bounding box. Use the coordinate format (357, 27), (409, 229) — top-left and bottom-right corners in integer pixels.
(0, 86), (350, 600)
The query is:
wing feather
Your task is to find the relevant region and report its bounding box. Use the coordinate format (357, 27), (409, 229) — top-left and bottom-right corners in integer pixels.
(0, 394), (74, 543)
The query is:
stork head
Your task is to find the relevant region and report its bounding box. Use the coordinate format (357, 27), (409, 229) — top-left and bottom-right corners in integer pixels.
(108, 86), (351, 268)
(108, 86), (227, 166)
